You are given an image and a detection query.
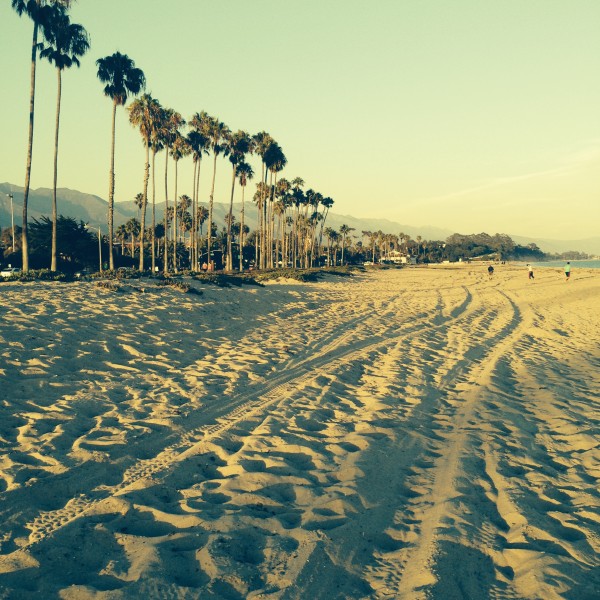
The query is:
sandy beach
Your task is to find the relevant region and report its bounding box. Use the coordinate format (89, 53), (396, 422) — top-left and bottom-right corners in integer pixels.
(0, 265), (598, 599)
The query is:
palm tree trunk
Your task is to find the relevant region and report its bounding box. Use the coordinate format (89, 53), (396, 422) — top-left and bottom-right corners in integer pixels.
(226, 167), (235, 271)
(195, 158), (202, 269)
(151, 148), (158, 272)
(108, 99), (117, 271)
(191, 159), (197, 270)
(173, 158), (178, 272)
(269, 173), (276, 269)
(51, 68), (62, 272)
(138, 144), (150, 271)
(239, 184), (246, 272)
(256, 201), (261, 266)
(163, 149), (169, 274)
(21, 19), (40, 273)
(261, 164), (267, 269)
(207, 153), (217, 269)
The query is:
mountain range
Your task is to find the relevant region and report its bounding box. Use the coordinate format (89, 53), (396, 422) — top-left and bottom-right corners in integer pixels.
(1, 182), (598, 255)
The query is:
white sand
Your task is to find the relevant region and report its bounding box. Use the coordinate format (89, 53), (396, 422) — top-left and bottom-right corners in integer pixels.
(0, 265), (598, 599)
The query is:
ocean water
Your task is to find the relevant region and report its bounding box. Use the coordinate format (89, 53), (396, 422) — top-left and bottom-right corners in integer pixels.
(535, 260), (600, 269)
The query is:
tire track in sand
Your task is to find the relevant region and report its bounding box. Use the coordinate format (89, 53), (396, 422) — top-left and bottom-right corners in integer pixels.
(0, 283), (478, 566)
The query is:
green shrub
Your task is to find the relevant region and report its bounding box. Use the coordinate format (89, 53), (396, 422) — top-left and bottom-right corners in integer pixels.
(156, 278), (202, 294)
(11, 269), (66, 282)
(92, 268), (140, 280)
(96, 280), (120, 292)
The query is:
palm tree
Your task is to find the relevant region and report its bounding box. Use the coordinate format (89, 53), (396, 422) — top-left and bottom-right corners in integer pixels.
(188, 112), (210, 270)
(115, 223), (127, 256)
(197, 206), (208, 237)
(11, 0), (73, 272)
(170, 131), (190, 272)
(264, 143), (287, 268)
(274, 178), (291, 268)
(224, 130), (252, 271)
(176, 194), (192, 243)
(133, 192), (144, 220)
(39, 8), (89, 271)
(125, 217), (140, 257)
(204, 116), (230, 268)
(158, 107), (184, 273)
(324, 227), (337, 266)
(339, 224), (354, 265)
(290, 178), (305, 267)
(252, 131), (274, 269)
(96, 51), (145, 270)
(236, 162), (254, 271)
(149, 110), (166, 272)
(317, 196), (334, 257)
(304, 189), (322, 266)
(128, 93), (161, 271)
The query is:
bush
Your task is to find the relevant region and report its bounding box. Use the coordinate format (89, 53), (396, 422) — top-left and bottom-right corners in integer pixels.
(192, 273), (263, 288)
(11, 269), (66, 282)
(253, 266), (357, 283)
(156, 278), (202, 294)
(92, 268), (141, 280)
(96, 280), (120, 292)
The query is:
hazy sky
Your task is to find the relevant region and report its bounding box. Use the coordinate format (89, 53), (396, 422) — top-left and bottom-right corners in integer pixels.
(2, 0), (599, 240)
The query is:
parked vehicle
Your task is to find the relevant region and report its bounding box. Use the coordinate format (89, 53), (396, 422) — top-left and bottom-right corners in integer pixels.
(0, 267), (22, 279)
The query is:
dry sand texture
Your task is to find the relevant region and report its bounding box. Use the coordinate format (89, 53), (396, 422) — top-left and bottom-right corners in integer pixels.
(0, 265), (598, 599)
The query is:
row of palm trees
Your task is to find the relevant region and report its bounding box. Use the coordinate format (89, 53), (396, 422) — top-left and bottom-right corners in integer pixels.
(11, 0), (336, 273)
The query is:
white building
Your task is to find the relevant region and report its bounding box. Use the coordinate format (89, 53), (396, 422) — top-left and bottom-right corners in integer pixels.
(381, 250), (416, 265)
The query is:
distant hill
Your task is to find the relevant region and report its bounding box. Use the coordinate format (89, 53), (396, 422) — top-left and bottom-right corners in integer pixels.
(511, 234), (600, 256)
(1, 182), (598, 255)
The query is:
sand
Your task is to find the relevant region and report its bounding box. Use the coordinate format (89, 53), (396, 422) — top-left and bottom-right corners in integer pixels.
(0, 264), (598, 599)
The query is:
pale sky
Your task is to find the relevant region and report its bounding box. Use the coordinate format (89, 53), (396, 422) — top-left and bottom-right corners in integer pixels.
(1, 0), (599, 240)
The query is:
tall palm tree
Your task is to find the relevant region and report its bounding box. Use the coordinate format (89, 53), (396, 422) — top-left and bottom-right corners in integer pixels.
(115, 223), (127, 256)
(252, 131), (274, 269)
(304, 189), (322, 266)
(96, 51), (145, 270)
(339, 224), (354, 265)
(150, 130), (165, 273)
(236, 161), (254, 271)
(290, 177), (305, 268)
(274, 178), (291, 268)
(11, 0), (73, 271)
(317, 196), (334, 257)
(128, 93), (161, 271)
(324, 227), (336, 266)
(133, 192), (144, 220)
(125, 217), (140, 257)
(158, 107), (179, 272)
(264, 143), (287, 268)
(170, 131), (190, 272)
(40, 7), (89, 271)
(177, 197), (193, 250)
(188, 112), (210, 270)
(197, 206), (208, 238)
(224, 130), (252, 271)
(204, 116), (230, 268)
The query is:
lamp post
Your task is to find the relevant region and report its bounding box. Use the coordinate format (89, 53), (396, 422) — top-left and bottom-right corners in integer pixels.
(5, 194), (15, 252)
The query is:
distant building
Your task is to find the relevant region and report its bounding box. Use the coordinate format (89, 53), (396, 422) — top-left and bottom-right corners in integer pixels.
(381, 250), (416, 264)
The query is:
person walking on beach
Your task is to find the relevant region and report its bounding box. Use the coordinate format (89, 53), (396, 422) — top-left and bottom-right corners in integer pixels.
(565, 261), (571, 281)
(527, 264), (534, 280)
(488, 265), (494, 279)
